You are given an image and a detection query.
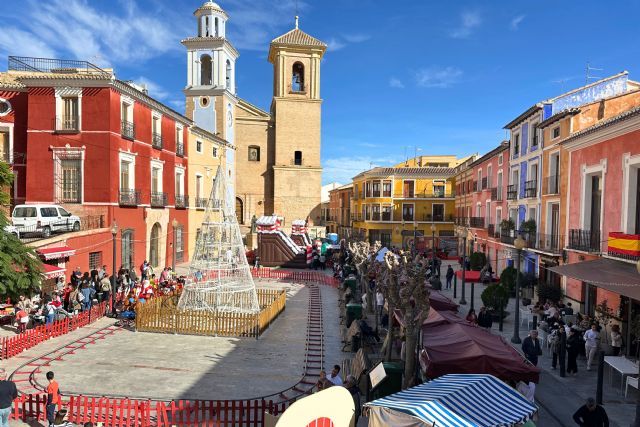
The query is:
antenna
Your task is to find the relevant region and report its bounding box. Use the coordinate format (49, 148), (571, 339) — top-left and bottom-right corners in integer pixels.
(585, 62), (603, 85)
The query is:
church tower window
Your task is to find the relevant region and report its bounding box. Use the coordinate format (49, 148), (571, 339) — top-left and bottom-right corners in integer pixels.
(204, 16), (210, 37)
(294, 151), (303, 166)
(215, 18), (219, 36)
(201, 55), (212, 86)
(226, 60), (232, 90)
(292, 62), (304, 92)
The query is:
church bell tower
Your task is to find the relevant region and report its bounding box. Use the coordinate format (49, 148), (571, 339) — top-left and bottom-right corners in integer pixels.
(182, 1), (238, 203)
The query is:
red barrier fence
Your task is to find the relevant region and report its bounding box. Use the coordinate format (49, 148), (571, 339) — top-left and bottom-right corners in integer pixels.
(12, 394), (291, 427)
(0, 301), (107, 360)
(250, 268), (339, 288)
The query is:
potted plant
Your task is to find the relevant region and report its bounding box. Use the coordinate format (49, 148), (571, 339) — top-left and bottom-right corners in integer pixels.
(481, 283), (510, 321)
(500, 218), (515, 232)
(500, 266), (518, 297)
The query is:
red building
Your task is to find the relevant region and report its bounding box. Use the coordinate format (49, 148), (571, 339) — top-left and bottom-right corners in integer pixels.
(0, 56), (191, 280)
(458, 142), (510, 272)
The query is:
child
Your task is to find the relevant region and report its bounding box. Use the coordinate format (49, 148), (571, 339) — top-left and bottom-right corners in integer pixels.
(46, 371), (60, 427)
(15, 308), (29, 333)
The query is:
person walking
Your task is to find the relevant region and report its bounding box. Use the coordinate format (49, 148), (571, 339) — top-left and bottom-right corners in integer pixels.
(375, 291), (384, 318)
(584, 324), (600, 371)
(572, 397), (609, 427)
(549, 326), (565, 370)
(566, 328), (580, 375)
(445, 265), (454, 290)
(522, 330), (543, 366)
(610, 324), (622, 356)
(45, 371), (60, 427)
(80, 283), (95, 312)
(345, 375), (361, 424)
(0, 368), (17, 427)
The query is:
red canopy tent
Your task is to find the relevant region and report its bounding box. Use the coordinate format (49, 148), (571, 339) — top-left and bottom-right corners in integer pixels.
(428, 290), (458, 312)
(419, 308), (540, 384)
(454, 270), (499, 283)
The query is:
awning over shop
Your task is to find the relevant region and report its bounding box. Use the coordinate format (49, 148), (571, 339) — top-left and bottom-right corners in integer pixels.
(37, 246), (75, 261)
(548, 258), (640, 300)
(365, 374), (537, 427)
(428, 290), (459, 312)
(42, 264), (65, 279)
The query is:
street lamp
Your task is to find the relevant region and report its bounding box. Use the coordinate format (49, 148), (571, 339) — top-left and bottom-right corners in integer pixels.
(413, 221), (417, 255)
(634, 259), (640, 426)
(110, 221), (118, 316)
(172, 218), (179, 272)
(430, 223), (437, 277)
(458, 227), (468, 305)
(511, 234), (526, 344)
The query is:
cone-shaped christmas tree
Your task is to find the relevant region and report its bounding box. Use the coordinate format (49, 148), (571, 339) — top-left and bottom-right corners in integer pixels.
(177, 166), (260, 314)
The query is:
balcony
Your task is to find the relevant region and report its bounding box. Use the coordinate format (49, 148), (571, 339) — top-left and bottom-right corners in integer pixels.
(473, 181), (479, 192)
(119, 189), (140, 207)
(151, 192), (167, 208)
(121, 121), (135, 140)
(500, 230), (515, 245)
(607, 232), (640, 261)
(175, 194), (188, 209)
(524, 180), (538, 198)
(469, 217), (485, 228)
(371, 212), (381, 221)
(568, 229), (601, 253)
(393, 191), (455, 199)
(507, 184), (518, 200)
(543, 175), (559, 195)
(152, 132), (163, 149)
(481, 177), (488, 190)
(54, 115), (79, 133)
(381, 212), (392, 222)
(536, 233), (565, 254)
(176, 142), (184, 157)
(491, 187), (503, 201)
(195, 197), (208, 210)
(487, 224), (495, 237)
(424, 213), (454, 222)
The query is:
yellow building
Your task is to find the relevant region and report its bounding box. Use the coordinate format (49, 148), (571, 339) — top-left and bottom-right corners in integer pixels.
(351, 157), (462, 249)
(186, 125), (230, 257)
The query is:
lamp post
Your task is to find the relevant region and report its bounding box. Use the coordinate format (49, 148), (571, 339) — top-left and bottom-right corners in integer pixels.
(458, 227), (468, 305)
(413, 221), (417, 255)
(633, 260), (640, 427)
(110, 221), (118, 316)
(172, 218), (179, 272)
(511, 234), (526, 344)
(430, 223), (437, 277)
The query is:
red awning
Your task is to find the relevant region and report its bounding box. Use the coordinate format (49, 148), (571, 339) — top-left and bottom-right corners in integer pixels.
(428, 290), (459, 312)
(42, 264), (66, 279)
(454, 270), (499, 283)
(420, 308), (540, 384)
(37, 246), (76, 261)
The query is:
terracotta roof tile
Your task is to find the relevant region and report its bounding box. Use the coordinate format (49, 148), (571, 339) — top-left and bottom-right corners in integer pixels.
(354, 167), (456, 180)
(271, 28), (326, 48)
(0, 73), (25, 89)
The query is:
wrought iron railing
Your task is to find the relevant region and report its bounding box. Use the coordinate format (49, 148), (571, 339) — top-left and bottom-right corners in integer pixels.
(8, 56), (110, 75)
(487, 224), (495, 236)
(152, 133), (163, 149)
(121, 121), (135, 140)
(119, 189), (140, 206)
(568, 229), (601, 253)
(507, 184), (518, 200)
(469, 217), (485, 228)
(524, 180), (538, 198)
(195, 197), (208, 209)
(54, 115), (79, 132)
(543, 175), (559, 195)
(150, 192), (167, 208)
(176, 142), (184, 157)
(175, 194), (188, 209)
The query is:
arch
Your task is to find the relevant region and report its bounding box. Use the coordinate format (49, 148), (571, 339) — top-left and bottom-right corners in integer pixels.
(121, 229), (135, 270)
(226, 60), (232, 90)
(292, 62), (305, 92)
(235, 197), (244, 224)
(204, 16), (210, 37)
(215, 17), (219, 36)
(149, 222), (161, 268)
(200, 54), (212, 86)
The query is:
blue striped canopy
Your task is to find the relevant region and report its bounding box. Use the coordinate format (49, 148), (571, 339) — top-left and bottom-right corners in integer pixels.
(365, 374), (537, 427)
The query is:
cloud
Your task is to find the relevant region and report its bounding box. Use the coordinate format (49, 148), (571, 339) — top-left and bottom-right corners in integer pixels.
(0, 0), (186, 66)
(450, 11), (482, 39)
(0, 27), (56, 58)
(415, 67), (463, 88)
(326, 38), (346, 51)
(342, 34), (371, 43)
(323, 156), (398, 184)
(358, 142), (380, 148)
(510, 15), (525, 30)
(133, 76), (170, 100)
(389, 77), (405, 89)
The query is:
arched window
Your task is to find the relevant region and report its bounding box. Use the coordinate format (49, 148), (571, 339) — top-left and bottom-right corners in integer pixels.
(201, 55), (212, 86)
(236, 197), (244, 224)
(149, 222), (161, 267)
(204, 16), (210, 37)
(215, 18), (219, 36)
(292, 62), (304, 92)
(121, 229), (134, 270)
(226, 60), (232, 90)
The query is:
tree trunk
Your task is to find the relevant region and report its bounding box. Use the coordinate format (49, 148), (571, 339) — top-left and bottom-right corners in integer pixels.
(403, 322), (418, 389)
(385, 301), (394, 362)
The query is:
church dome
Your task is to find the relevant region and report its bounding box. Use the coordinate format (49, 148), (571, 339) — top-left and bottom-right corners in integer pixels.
(194, 1), (226, 16)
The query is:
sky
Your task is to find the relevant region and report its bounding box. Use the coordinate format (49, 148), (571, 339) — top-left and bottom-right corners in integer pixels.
(2, 0), (640, 185)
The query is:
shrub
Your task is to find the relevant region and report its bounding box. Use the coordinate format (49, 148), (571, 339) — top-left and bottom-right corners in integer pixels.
(500, 218), (515, 231)
(481, 283), (510, 313)
(500, 266), (518, 294)
(469, 252), (487, 271)
(537, 282), (562, 302)
(520, 219), (537, 234)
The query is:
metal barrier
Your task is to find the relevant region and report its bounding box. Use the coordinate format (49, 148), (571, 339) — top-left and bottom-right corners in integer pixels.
(0, 302), (107, 360)
(14, 214), (105, 243)
(250, 268), (339, 288)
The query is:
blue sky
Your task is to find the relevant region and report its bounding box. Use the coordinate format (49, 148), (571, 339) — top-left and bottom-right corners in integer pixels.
(2, 1), (640, 184)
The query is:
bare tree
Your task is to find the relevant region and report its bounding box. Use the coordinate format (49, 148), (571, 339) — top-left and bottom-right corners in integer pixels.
(348, 241), (381, 313)
(379, 251), (430, 389)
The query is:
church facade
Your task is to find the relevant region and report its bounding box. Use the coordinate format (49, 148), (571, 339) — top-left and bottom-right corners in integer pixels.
(182, 1), (326, 233)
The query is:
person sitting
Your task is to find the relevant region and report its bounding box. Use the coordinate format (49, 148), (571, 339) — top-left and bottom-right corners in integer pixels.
(466, 309), (478, 325)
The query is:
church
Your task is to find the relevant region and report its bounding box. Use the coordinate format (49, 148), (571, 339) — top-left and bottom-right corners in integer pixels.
(182, 1), (326, 234)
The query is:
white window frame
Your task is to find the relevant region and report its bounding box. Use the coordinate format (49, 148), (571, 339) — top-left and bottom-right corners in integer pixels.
(402, 179), (415, 198)
(0, 122), (14, 164)
(486, 200), (491, 225)
(528, 206), (536, 222)
(513, 132), (521, 157)
(622, 153), (640, 233)
(196, 140), (203, 154)
(176, 124), (184, 146)
(546, 201), (560, 236)
(552, 126), (561, 140)
(498, 153), (503, 166)
(402, 202), (415, 221)
(496, 207), (503, 227)
(118, 151), (137, 191)
(530, 121), (539, 148)
(476, 202), (482, 218)
(55, 87), (83, 131)
(432, 203), (445, 221)
(151, 111), (162, 137)
(175, 166), (185, 197)
(195, 173), (204, 200)
(120, 95), (134, 124)
(150, 158), (164, 194)
(579, 160), (607, 231)
(52, 146), (85, 203)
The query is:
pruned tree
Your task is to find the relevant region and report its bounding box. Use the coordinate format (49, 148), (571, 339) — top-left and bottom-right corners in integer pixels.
(379, 250), (430, 389)
(0, 161), (43, 300)
(348, 240), (381, 313)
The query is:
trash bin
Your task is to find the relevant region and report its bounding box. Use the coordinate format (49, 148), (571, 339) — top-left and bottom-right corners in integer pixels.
(346, 303), (363, 327)
(371, 362), (403, 400)
(343, 277), (357, 294)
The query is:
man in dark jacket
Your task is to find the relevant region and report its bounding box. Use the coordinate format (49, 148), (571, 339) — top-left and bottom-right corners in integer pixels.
(0, 368), (18, 425)
(477, 306), (493, 330)
(521, 330), (543, 366)
(573, 397), (609, 426)
(445, 265), (454, 289)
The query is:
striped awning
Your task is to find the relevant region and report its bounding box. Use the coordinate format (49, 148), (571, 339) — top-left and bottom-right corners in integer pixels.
(37, 246), (75, 260)
(365, 374), (537, 427)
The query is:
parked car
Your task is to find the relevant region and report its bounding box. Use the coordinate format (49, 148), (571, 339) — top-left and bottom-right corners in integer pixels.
(12, 204), (81, 238)
(3, 224), (20, 239)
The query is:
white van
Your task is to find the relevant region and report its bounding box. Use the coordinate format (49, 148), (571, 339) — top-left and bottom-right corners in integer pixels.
(12, 204), (81, 238)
